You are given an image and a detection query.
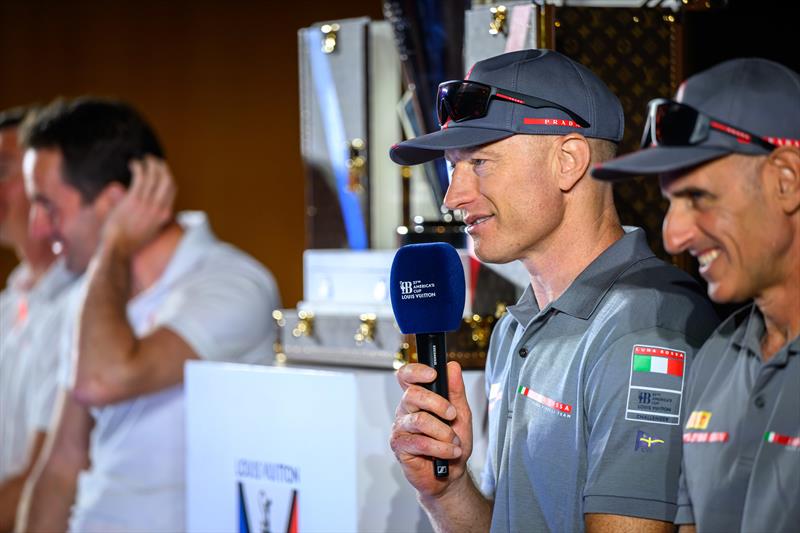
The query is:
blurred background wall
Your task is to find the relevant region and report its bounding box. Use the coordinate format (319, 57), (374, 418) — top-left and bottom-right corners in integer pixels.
(0, 0), (384, 308)
(0, 0), (795, 309)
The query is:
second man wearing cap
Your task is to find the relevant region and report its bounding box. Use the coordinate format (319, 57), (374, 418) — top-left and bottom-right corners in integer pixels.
(594, 57), (800, 533)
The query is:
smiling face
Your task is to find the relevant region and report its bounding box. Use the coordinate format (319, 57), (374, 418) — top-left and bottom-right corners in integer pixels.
(443, 134), (564, 264)
(23, 147), (104, 274)
(660, 153), (792, 303)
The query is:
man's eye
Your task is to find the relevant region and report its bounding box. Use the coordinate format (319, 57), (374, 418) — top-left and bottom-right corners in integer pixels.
(37, 201), (57, 219)
(471, 159), (486, 167)
(685, 191), (711, 209)
(689, 191), (706, 202)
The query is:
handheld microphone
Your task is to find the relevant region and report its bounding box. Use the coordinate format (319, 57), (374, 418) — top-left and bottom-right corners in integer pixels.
(390, 242), (466, 478)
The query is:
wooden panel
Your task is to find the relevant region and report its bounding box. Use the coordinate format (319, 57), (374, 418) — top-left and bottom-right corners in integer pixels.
(0, 0), (384, 308)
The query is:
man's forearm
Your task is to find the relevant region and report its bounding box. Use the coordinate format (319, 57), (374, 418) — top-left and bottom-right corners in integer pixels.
(0, 474), (26, 532)
(74, 240), (135, 403)
(15, 464), (77, 533)
(419, 472), (493, 533)
(585, 513), (676, 533)
(17, 391), (91, 532)
(0, 432), (46, 532)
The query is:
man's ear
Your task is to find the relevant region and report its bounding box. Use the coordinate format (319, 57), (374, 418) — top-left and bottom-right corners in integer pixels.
(554, 134), (591, 192)
(767, 147), (800, 214)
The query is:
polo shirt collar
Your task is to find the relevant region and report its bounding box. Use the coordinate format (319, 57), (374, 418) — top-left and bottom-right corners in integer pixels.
(8, 258), (75, 299)
(733, 303), (800, 365)
(507, 284), (540, 326)
(506, 227), (654, 324)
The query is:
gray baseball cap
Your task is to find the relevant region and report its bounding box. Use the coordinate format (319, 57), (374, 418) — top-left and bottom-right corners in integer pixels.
(592, 57), (800, 181)
(390, 49), (624, 166)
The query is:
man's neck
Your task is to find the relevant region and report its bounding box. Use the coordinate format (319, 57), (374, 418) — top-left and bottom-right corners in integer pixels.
(129, 221), (184, 296)
(521, 207), (624, 310)
(755, 255), (800, 361)
(13, 236), (57, 290)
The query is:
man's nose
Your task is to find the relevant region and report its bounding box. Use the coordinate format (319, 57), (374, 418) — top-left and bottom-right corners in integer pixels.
(443, 164), (476, 212)
(28, 204), (54, 241)
(662, 202), (696, 255)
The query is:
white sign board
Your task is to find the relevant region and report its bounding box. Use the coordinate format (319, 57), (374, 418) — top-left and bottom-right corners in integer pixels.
(186, 362), (357, 533)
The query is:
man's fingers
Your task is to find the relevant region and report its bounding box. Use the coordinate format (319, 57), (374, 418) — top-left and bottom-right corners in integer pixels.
(396, 362), (436, 391)
(390, 430), (463, 461)
(149, 161), (176, 214)
(397, 383), (457, 421)
(128, 160), (146, 198)
(446, 361), (471, 416)
(126, 157), (175, 215)
(393, 409), (461, 445)
(142, 157), (167, 201)
(444, 361), (473, 450)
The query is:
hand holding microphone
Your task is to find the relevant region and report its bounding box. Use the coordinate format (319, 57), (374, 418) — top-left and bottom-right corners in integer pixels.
(389, 243), (467, 482)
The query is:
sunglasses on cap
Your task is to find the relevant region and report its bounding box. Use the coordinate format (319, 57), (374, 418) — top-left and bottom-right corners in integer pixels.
(436, 80), (591, 129)
(641, 98), (778, 152)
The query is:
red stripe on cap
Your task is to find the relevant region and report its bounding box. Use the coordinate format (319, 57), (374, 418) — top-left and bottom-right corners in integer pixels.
(766, 137), (800, 147)
(710, 121), (752, 143)
(524, 118), (583, 128)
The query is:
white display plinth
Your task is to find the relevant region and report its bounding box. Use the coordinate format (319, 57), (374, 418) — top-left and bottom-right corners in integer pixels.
(186, 361), (487, 533)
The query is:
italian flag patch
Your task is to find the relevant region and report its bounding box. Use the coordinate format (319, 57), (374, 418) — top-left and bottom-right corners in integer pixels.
(632, 345), (684, 377)
(764, 431), (800, 448)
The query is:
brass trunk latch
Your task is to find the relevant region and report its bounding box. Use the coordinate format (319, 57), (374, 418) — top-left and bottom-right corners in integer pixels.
(489, 5), (507, 36)
(321, 23), (340, 54)
(292, 310), (315, 338)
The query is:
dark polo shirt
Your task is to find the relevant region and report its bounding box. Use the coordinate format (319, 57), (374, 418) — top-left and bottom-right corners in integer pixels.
(481, 227), (719, 532)
(676, 303), (800, 532)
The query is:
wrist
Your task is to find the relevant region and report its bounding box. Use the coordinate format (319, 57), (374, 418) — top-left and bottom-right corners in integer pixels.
(418, 468), (474, 508)
(100, 224), (135, 259)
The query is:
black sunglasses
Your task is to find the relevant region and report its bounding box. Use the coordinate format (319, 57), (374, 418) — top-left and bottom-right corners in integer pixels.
(436, 80), (591, 129)
(641, 98), (777, 152)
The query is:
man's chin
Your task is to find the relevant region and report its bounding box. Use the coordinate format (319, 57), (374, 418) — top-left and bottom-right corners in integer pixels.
(65, 256), (89, 275)
(473, 247), (515, 265)
(707, 281), (752, 305)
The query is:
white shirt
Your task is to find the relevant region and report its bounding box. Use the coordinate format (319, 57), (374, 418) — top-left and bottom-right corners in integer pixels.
(62, 212), (281, 533)
(0, 259), (75, 482)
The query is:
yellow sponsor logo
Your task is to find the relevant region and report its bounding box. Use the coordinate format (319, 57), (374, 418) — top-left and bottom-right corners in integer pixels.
(639, 436), (665, 447)
(686, 410), (712, 430)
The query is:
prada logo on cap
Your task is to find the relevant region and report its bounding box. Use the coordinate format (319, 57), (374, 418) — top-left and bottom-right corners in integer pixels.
(523, 118), (583, 128)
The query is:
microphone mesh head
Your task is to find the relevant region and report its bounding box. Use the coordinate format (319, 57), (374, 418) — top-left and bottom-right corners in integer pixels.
(390, 243), (466, 334)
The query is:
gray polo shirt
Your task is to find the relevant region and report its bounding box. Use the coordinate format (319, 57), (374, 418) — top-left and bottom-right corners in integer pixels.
(675, 304), (800, 532)
(481, 227), (719, 532)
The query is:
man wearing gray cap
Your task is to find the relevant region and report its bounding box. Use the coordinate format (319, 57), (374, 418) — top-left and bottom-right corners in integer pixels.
(593, 58), (800, 532)
(389, 49), (718, 532)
